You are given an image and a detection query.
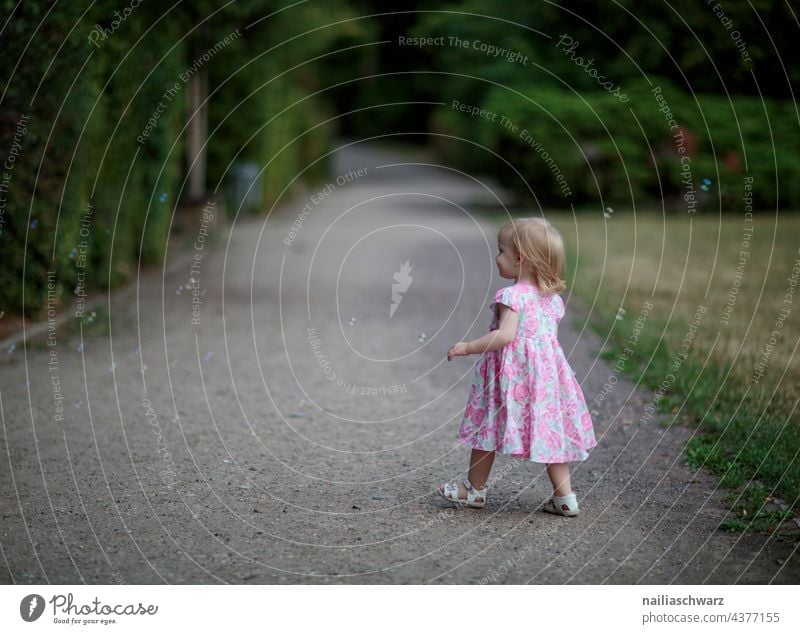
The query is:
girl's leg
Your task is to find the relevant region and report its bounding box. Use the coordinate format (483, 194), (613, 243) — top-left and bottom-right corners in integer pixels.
(545, 462), (572, 496)
(447, 449), (495, 500)
(468, 448), (495, 489)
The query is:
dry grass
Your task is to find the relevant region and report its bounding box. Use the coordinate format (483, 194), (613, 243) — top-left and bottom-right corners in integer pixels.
(549, 211), (800, 409)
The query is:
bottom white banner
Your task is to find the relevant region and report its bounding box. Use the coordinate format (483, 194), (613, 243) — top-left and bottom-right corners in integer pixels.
(1, 585), (797, 633)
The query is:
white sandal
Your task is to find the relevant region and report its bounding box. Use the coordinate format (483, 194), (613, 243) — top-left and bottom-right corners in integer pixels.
(437, 478), (488, 509)
(542, 493), (580, 517)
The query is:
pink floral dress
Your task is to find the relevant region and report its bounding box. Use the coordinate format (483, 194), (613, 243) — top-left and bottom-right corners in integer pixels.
(458, 281), (597, 463)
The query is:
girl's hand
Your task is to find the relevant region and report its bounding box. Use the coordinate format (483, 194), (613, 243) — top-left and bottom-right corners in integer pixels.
(447, 341), (470, 361)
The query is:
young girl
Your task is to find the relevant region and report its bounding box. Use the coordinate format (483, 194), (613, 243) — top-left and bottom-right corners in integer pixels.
(437, 217), (597, 516)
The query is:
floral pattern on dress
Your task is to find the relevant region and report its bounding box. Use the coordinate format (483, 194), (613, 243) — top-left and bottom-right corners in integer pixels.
(457, 281), (597, 463)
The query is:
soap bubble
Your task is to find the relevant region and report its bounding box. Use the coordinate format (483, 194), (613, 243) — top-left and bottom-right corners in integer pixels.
(30, 218), (38, 229)
(615, 307), (626, 321)
(76, 342), (84, 352)
(603, 207), (614, 219)
(417, 333), (428, 343)
(203, 351), (214, 363)
(159, 192), (168, 202)
(7, 343), (16, 355)
(108, 362), (118, 372)
(69, 248), (77, 259)
(700, 178), (712, 192)
(348, 316), (357, 325)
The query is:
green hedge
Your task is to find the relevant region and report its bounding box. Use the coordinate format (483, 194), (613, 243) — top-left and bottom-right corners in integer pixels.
(206, 2), (371, 215)
(1, 1), (365, 318)
(432, 78), (800, 211)
(0, 2), (184, 316)
(72, 10), (185, 291)
(206, 56), (318, 214)
(0, 2), (88, 316)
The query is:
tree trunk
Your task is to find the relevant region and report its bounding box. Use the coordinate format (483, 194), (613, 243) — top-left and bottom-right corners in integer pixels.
(186, 26), (209, 201)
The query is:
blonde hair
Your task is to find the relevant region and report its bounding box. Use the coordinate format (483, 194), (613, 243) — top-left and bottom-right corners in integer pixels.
(500, 217), (567, 294)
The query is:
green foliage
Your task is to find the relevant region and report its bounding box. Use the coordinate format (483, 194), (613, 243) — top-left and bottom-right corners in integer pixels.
(410, 0), (800, 211)
(430, 77), (800, 209)
(414, 0), (797, 98)
(0, 2), (90, 315)
(0, 1), (366, 317)
(77, 6), (185, 289)
(206, 1), (375, 214)
(0, 2), (185, 315)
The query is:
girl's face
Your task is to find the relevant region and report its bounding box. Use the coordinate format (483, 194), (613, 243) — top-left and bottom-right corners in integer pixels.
(495, 231), (520, 279)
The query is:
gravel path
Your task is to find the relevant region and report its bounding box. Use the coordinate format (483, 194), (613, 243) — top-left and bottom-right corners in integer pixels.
(1, 141), (797, 584)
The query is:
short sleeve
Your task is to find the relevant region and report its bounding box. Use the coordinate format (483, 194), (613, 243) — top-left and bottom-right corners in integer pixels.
(553, 293), (565, 321)
(490, 286), (522, 313)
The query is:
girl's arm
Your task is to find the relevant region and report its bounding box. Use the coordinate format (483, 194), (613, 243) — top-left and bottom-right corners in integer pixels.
(447, 305), (519, 360)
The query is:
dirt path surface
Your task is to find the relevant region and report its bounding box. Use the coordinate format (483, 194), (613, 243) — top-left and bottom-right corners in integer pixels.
(1, 142), (797, 584)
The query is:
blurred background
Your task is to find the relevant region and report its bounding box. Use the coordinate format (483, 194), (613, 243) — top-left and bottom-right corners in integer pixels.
(2, 0), (798, 315)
